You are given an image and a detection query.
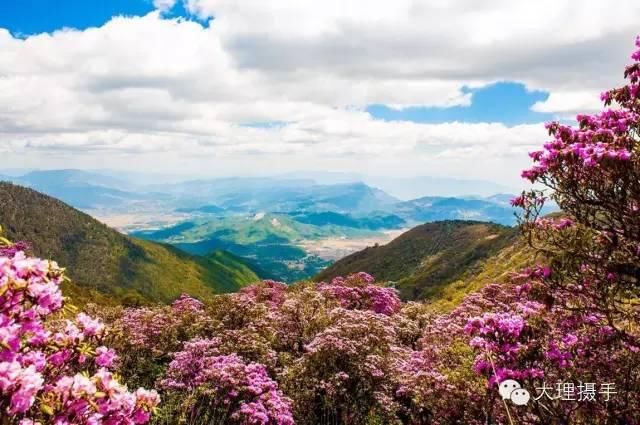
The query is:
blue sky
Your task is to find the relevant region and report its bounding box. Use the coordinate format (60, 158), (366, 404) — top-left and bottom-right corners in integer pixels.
(367, 82), (552, 126)
(1, 1), (154, 35)
(0, 0), (198, 35)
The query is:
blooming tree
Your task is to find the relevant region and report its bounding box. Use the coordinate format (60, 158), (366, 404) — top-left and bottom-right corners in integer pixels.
(515, 36), (640, 346)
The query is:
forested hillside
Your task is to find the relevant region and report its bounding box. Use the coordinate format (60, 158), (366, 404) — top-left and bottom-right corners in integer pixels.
(0, 182), (260, 304)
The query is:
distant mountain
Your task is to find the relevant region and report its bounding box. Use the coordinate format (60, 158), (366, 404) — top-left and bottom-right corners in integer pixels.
(316, 220), (532, 304)
(289, 211), (406, 230)
(393, 196), (517, 225)
(1, 170), (532, 228)
(271, 172), (519, 200)
(0, 183), (260, 305)
(305, 182), (398, 214)
(8, 171), (400, 216)
(154, 179), (399, 214)
(175, 205), (226, 214)
(134, 213), (352, 246)
(365, 176), (518, 200)
(482, 193), (517, 206)
(275, 171), (362, 185)
(18, 169), (129, 190)
(4, 170), (153, 209)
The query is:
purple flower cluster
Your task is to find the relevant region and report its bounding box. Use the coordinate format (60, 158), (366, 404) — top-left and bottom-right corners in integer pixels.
(318, 273), (401, 316)
(0, 241), (30, 259)
(239, 280), (289, 308)
(162, 338), (294, 424)
(0, 248), (159, 423)
(522, 109), (637, 182)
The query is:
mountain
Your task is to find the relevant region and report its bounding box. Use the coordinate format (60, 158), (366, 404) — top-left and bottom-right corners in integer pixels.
(275, 171), (362, 185)
(303, 182), (398, 214)
(393, 196), (517, 225)
(157, 179), (399, 214)
(3, 170), (152, 209)
(272, 172), (519, 200)
(0, 183), (260, 305)
(316, 220), (533, 304)
(18, 169), (129, 190)
(175, 205), (226, 214)
(483, 193), (518, 206)
(364, 176), (518, 200)
(4, 170), (401, 216)
(133, 213), (363, 246)
(289, 211), (406, 230)
(1, 169), (531, 227)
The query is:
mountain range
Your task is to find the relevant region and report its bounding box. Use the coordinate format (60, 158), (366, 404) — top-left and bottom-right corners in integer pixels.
(0, 169), (555, 289)
(1, 169), (534, 226)
(0, 181), (541, 307)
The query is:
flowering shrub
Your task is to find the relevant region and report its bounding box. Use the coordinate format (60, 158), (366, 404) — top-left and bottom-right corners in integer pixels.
(318, 272), (401, 315)
(161, 338), (294, 424)
(499, 34), (640, 422)
(238, 280), (289, 308)
(0, 240), (159, 424)
(283, 308), (403, 424)
(517, 35), (640, 346)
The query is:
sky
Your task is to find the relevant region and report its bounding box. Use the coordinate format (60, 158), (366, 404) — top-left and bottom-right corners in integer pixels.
(1, 0), (639, 188)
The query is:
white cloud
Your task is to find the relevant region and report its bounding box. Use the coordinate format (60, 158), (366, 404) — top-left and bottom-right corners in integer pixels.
(531, 91), (604, 117)
(153, 0), (177, 12)
(0, 1), (639, 186)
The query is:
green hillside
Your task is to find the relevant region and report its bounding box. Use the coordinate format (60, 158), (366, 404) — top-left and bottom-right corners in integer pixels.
(134, 213), (375, 245)
(0, 182), (260, 305)
(132, 213), (378, 282)
(316, 220), (534, 305)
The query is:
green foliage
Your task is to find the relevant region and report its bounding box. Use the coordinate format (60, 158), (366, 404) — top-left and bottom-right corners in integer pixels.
(0, 182), (259, 304)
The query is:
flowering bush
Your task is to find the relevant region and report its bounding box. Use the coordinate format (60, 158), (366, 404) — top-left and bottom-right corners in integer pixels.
(502, 33), (640, 422)
(161, 338), (294, 424)
(318, 272), (401, 316)
(282, 308), (403, 424)
(0, 239), (159, 424)
(517, 35), (640, 346)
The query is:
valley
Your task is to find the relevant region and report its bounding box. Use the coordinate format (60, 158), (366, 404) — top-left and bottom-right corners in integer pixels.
(0, 169), (555, 283)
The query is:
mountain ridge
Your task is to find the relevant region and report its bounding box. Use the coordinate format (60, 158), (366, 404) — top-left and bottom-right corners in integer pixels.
(315, 220), (532, 303)
(0, 182), (260, 305)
